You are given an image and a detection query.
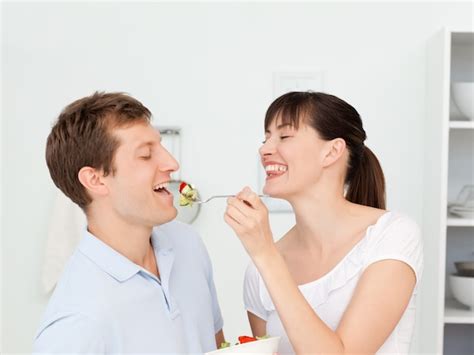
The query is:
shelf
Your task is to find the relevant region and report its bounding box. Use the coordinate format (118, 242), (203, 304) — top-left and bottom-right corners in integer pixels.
(449, 121), (474, 129)
(452, 32), (474, 46)
(444, 299), (474, 324)
(447, 217), (474, 227)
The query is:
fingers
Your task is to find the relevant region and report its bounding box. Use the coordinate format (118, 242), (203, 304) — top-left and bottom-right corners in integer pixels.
(225, 203), (247, 225)
(223, 212), (243, 233)
(225, 187), (268, 235)
(227, 196), (252, 216)
(236, 186), (264, 210)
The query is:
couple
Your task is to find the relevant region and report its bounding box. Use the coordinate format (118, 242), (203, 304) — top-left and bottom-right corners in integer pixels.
(34, 91), (423, 354)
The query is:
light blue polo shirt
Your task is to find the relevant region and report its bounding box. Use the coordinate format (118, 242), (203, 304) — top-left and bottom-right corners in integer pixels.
(34, 221), (223, 354)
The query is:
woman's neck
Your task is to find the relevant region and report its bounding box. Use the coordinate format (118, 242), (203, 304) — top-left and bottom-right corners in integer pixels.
(285, 173), (376, 250)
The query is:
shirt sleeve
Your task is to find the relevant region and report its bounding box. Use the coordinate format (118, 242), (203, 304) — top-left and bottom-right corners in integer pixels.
(195, 235), (224, 333)
(363, 214), (424, 285)
(33, 312), (105, 354)
(243, 262), (269, 321)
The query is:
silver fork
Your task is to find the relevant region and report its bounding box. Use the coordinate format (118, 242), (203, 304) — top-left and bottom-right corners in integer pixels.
(194, 194), (267, 204)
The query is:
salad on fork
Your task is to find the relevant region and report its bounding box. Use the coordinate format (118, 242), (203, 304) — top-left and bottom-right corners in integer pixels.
(178, 181), (266, 207)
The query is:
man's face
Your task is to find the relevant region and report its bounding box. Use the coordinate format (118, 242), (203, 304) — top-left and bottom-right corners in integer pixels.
(102, 121), (179, 227)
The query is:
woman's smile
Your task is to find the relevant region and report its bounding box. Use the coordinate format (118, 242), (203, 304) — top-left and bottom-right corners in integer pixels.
(264, 162), (288, 180)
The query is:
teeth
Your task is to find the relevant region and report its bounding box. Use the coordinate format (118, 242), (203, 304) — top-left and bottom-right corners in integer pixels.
(153, 182), (170, 191)
(265, 164), (287, 172)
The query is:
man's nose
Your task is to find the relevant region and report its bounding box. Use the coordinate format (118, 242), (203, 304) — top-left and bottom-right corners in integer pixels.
(159, 147), (180, 173)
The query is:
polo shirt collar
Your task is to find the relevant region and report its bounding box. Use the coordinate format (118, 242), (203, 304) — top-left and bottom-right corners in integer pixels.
(151, 227), (173, 254)
(78, 229), (159, 282)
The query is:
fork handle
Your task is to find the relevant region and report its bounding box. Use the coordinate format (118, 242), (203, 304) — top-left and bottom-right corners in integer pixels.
(200, 194), (267, 203)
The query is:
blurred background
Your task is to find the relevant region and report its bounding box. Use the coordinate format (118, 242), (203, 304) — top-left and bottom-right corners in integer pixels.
(1, 1), (473, 354)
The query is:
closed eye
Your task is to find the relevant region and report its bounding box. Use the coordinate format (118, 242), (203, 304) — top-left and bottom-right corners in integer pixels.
(140, 155), (152, 160)
(262, 135), (292, 144)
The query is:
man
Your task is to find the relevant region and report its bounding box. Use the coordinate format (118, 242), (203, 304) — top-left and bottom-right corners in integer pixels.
(34, 92), (225, 353)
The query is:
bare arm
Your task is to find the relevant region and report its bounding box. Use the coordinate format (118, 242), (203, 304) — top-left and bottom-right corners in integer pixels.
(225, 189), (417, 354)
(336, 260), (416, 353)
(215, 329), (225, 348)
(248, 312), (267, 337)
(254, 247), (416, 354)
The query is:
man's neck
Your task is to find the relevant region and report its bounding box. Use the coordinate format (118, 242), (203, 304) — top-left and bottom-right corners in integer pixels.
(86, 212), (156, 272)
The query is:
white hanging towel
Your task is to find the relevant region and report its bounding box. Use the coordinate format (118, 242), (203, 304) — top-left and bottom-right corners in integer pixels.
(41, 189), (86, 294)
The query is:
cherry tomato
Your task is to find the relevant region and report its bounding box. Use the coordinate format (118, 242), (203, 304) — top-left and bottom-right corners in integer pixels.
(238, 335), (257, 344)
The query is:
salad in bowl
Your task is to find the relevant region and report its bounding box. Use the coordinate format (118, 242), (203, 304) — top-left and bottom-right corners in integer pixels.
(205, 335), (280, 354)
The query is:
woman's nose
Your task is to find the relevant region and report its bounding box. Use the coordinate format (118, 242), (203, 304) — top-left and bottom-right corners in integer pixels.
(259, 140), (275, 157)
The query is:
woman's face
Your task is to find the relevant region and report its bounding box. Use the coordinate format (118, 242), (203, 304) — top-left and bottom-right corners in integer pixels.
(259, 118), (330, 199)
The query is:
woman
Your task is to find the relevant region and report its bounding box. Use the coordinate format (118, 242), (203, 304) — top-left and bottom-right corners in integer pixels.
(224, 92), (423, 354)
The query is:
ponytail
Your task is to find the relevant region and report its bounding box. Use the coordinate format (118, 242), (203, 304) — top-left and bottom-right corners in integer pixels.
(346, 146), (386, 209)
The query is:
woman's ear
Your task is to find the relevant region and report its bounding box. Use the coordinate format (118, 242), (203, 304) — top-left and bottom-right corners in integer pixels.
(77, 167), (109, 198)
(322, 138), (346, 168)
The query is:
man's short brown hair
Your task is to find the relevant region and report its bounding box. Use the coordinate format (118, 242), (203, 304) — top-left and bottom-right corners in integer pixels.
(46, 92), (152, 209)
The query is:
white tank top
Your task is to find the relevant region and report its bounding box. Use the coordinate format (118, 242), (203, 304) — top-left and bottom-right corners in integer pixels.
(243, 211), (423, 354)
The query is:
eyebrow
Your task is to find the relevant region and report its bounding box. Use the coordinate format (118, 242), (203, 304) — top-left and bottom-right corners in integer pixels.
(134, 141), (155, 151)
(265, 123), (293, 133)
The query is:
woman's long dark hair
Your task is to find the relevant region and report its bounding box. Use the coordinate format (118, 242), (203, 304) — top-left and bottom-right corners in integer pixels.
(264, 91), (386, 209)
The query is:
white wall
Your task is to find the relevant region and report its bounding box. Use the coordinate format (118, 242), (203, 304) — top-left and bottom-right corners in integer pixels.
(0, 2), (3, 352)
(2, 2), (472, 353)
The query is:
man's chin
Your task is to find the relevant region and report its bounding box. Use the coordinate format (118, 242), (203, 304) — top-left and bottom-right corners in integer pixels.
(153, 207), (178, 226)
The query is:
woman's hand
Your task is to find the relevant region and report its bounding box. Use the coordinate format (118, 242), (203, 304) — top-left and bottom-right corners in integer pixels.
(224, 187), (275, 259)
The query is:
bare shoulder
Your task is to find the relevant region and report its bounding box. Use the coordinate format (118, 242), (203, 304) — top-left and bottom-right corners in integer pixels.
(349, 203), (388, 226)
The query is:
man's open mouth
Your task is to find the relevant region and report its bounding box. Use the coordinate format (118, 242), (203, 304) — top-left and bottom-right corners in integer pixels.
(153, 182), (171, 195)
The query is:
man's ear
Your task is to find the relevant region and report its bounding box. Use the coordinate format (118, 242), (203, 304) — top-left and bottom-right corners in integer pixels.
(78, 167), (109, 197)
(322, 138), (346, 168)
